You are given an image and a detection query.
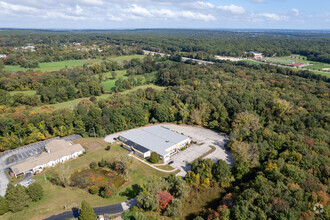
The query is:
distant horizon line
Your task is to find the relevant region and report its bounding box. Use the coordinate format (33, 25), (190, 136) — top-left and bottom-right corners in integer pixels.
(0, 27), (330, 32)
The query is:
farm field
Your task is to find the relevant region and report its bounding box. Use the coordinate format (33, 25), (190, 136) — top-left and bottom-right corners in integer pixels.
(3, 55), (145, 72)
(2, 139), (176, 220)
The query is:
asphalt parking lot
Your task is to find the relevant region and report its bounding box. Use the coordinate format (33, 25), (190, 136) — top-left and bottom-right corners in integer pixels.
(170, 144), (211, 176)
(6, 147), (43, 165)
(0, 134), (81, 196)
(163, 123), (233, 176)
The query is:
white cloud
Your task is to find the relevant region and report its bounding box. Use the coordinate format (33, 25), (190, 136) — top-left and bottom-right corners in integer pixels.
(42, 11), (86, 20)
(292, 8), (299, 16)
(258, 13), (287, 21)
(80, 0), (103, 6)
(122, 4), (215, 21)
(151, 9), (176, 18)
(0, 1), (38, 13)
(191, 1), (214, 9)
(218, 4), (246, 15)
(123, 4), (152, 17)
(181, 11), (216, 21)
(252, 0), (265, 3)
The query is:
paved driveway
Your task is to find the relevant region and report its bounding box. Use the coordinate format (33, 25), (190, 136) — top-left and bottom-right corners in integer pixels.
(163, 124), (234, 176)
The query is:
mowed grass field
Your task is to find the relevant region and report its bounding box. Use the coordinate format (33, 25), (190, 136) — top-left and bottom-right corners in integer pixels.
(2, 138), (176, 220)
(9, 90), (37, 96)
(35, 84), (164, 110)
(34, 93), (112, 110)
(102, 70), (128, 91)
(263, 54), (330, 71)
(3, 55), (145, 72)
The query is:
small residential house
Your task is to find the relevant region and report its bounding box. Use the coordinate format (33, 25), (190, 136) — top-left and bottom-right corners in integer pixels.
(10, 140), (84, 177)
(252, 52), (264, 59)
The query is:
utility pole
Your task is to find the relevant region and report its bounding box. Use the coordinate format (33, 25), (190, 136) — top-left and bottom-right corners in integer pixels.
(92, 127), (96, 138)
(18, 134), (22, 143)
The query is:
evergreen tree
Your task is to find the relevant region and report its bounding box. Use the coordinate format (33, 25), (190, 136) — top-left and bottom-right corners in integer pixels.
(79, 201), (96, 220)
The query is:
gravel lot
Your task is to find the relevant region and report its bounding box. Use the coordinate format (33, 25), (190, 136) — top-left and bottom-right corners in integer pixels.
(0, 135), (81, 196)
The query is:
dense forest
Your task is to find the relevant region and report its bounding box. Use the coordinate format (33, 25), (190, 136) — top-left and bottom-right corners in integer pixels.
(0, 29), (329, 64)
(0, 30), (329, 219)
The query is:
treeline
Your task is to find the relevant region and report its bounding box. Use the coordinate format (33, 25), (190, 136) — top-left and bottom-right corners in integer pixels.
(0, 66), (104, 105)
(0, 183), (43, 215)
(0, 61), (328, 218)
(1, 30), (330, 66)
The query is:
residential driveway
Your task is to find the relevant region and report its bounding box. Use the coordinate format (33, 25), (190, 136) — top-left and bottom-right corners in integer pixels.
(163, 124), (234, 176)
(0, 135), (81, 196)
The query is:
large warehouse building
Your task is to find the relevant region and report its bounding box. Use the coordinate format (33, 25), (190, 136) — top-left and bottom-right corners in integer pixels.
(118, 125), (191, 163)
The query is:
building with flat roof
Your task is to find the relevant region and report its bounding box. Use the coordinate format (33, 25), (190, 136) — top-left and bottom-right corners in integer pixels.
(10, 140), (84, 177)
(118, 125), (191, 163)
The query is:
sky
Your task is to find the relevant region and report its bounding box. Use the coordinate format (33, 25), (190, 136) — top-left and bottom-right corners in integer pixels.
(0, 0), (329, 30)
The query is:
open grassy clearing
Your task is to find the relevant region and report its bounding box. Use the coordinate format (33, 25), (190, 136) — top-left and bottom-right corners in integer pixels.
(262, 57), (292, 65)
(263, 54), (330, 71)
(3, 55), (145, 72)
(101, 70), (128, 91)
(120, 84), (164, 95)
(34, 84), (164, 110)
(3, 138), (176, 220)
(4, 59), (101, 72)
(181, 187), (225, 219)
(9, 90), (37, 96)
(34, 93), (112, 110)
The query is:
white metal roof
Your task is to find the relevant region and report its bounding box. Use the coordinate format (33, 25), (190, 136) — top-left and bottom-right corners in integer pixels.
(119, 125), (190, 156)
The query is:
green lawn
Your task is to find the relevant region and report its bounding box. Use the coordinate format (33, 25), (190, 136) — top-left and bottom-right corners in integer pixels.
(3, 55), (145, 72)
(9, 90), (37, 96)
(102, 70), (128, 91)
(2, 138), (175, 220)
(305, 64), (330, 70)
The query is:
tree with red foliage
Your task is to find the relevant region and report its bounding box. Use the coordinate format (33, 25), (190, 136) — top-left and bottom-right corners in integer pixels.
(100, 183), (117, 198)
(157, 191), (173, 210)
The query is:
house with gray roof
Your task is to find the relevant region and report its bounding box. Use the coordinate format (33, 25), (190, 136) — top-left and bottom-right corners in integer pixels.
(118, 125), (191, 163)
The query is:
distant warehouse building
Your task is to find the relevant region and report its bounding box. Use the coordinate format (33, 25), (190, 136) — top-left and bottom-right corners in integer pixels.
(10, 140), (84, 177)
(118, 125), (191, 163)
